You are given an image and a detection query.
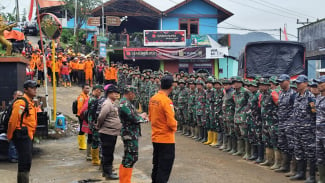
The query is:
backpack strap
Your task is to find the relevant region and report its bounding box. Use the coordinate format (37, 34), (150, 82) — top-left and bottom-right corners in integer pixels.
(14, 97), (29, 128)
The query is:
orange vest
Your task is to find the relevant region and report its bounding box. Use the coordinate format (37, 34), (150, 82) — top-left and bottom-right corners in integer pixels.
(78, 62), (85, 70)
(84, 61), (94, 70)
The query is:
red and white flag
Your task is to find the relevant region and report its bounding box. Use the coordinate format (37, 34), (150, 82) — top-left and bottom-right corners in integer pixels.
(283, 25), (289, 41)
(28, 0), (34, 21)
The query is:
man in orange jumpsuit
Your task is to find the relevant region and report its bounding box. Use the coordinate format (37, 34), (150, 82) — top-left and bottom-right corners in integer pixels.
(84, 56), (94, 86)
(7, 80), (38, 182)
(77, 84), (90, 150)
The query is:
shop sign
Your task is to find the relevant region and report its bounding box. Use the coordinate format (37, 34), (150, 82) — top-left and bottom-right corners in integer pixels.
(106, 16), (121, 26)
(144, 30), (186, 46)
(87, 17), (100, 26)
(193, 63), (212, 67)
(179, 63), (189, 67)
(123, 47), (205, 60)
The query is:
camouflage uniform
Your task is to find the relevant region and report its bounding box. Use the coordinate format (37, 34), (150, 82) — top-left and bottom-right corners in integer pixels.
(213, 86), (224, 132)
(292, 89), (316, 161)
(316, 95), (325, 166)
(277, 88), (296, 154)
(88, 94), (100, 149)
(187, 83), (197, 128)
(233, 86), (252, 140)
(260, 88), (279, 148)
(195, 82), (206, 127)
(247, 89), (262, 145)
(177, 80), (189, 129)
(222, 86), (235, 136)
(206, 85), (216, 130)
(119, 86), (146, 168)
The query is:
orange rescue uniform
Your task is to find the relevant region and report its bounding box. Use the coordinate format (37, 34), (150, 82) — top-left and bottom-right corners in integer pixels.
(149, 91), (177, 143)
(7, 94), (38, 140)
(84, 60), (94, 81)
(77, 92), (89, 116)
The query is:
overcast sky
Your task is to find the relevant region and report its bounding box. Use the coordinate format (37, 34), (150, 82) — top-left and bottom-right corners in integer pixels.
(2, 0), (324, 40)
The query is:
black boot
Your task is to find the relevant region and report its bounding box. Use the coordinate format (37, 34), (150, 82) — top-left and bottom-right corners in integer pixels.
(17, 172), (29, 183)
(248, 145), (258, 161)
(290, 160), (306, 180)
(305, 160), (316, 183)
(197, 127), (204, 141)
(255, 144), (264, 164)
(275, 153), (291, 173)
(200, 128), (207, 143)
(104, 166), (119, 180)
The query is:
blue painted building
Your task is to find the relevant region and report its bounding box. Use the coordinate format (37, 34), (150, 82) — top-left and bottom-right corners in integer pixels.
(160, 0), (235, 77)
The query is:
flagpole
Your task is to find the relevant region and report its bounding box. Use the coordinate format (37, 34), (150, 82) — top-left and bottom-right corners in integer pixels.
(279, 28), (281, 41)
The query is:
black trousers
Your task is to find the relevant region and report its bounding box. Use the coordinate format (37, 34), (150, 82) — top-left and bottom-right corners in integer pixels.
(100, 133), (117, 173)
(13, 136), (33, 172)
(78, 117), (84, 135)
(152, 143), (175, 183)
(78, 70), (85, 85)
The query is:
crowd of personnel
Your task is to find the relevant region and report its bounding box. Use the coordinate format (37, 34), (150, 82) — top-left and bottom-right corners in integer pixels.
(115, 67), (325, 183)
(26, 48), (118, 88)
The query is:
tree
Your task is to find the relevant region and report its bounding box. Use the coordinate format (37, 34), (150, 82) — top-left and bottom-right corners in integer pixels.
(63, 0), (101, 51)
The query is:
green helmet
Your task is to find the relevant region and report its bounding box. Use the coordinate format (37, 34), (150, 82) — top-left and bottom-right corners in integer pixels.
(206, 76), (215, 84)
(232, 76), (243, 83)
(196, 80), (205, 85)
(178, 79), (185, 84)
(124, 85), (137, 93)
(259, 78), (270, 85)
(249, 80), (258, 87)
(269, 76), (278, 84)
(223, 78), (232, 84)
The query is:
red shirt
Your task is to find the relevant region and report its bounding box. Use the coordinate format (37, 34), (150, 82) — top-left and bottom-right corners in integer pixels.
(61, 65), (69, 75)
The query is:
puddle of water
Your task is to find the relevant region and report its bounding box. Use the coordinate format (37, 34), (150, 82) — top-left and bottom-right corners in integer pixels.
(71, 179), (102, 183)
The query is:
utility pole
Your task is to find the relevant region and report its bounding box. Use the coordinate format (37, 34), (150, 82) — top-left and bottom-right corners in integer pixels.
(102, 0), (105, 35)
(74, 0), (77, 36)
(279, 28), (281, 40)
(15, 0), (19, 22)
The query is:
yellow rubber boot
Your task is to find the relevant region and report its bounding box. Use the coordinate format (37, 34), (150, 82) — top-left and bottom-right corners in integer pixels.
(91, 148), (101, 166)
(204, 131), (213, 145)
(209, 132), (218, 147)
(78, 135), (87, 150)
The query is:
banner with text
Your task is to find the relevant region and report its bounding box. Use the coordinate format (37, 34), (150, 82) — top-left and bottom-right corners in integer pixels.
(124, 47), (205, 60)
(206, 47), (228, 59)
(144, 30), (186, 46)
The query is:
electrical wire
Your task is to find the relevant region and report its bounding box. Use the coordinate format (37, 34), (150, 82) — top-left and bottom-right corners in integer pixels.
(247, 0), (312, 20)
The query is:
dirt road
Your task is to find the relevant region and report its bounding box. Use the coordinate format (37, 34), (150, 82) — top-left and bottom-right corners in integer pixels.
(0, 86), (302, 183)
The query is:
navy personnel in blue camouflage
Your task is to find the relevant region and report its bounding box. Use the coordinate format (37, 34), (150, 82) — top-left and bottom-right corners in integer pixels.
(314, 76), (325, 183)
(290, 75), (316, 182)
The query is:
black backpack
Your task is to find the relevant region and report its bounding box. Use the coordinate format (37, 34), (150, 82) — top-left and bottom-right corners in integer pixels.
(0, 97), (29, 134)
(72, 100), (78, 114)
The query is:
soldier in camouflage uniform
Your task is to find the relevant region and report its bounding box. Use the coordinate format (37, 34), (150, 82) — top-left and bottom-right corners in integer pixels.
(290, 75), (316, 182)
(314, 76), (325, 183)
(177, 79), (189, 136)
(119, 85), (148, 182)
(212, 79), (224, 148)
(269, 76), (280, 93)
(187, 79), (197, 138)
(171, 80), (180, 132)
(203, 77), (216, 145)
(221, 79), (236, 153)
(210, 80), (227, 150)
(258, 78), (279, 169)
(141, 76), (150, 113)
(246, 80), (262, 162)
(118, 70), (128, 94)
(232, 76), (252, 158)
(275, 74), (297, 174)
(87, 85), (104, 165)
(195, 80), (207, 142)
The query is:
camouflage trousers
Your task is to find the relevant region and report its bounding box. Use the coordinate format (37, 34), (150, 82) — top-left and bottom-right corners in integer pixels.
(249, 122), (263, 145)
(122, 139), (139, 168)
(262, 122), (278, 148)
(205, 109), (214, 130)
(234, 123), (249, 140)
(196, 115), (206, 127)
(211, 114), (221, 132)
(188, 112), (196, 127)
(91, 130), (100, 149)
(294, 125), (316, 161)
(177, 107), (188, 125)
(223, 120), (235, 136)
(316, 125), (325, 165)
(277, 122), (295, 154)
